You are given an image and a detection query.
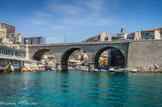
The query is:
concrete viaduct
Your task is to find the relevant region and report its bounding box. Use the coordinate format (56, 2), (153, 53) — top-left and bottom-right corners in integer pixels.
(24, 41), (130, 71)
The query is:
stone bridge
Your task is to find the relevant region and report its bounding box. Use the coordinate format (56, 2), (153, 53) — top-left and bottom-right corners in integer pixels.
(24, 41), (130, 71)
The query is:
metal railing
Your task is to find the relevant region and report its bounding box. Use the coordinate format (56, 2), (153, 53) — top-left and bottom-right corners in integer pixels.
(0, 53), (25, 59)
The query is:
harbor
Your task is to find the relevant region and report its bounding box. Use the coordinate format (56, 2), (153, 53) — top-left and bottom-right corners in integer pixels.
(0, 0), (162, 106)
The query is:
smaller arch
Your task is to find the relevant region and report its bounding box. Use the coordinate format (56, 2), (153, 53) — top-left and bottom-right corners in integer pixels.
(94, 46), (126, 69)
(33, 49), (50, 61)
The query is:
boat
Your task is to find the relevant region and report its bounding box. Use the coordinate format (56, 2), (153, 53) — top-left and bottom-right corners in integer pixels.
(50, 66), (56, 71)
(122, 69), (128, 73)
(100, 69), (107, 72)
(94, 69), (99, 72)
(109, 67), (115, 72)
(68, 67), (74, 70)
(83, 68), (89, 72)
(131, 69), (138, 73)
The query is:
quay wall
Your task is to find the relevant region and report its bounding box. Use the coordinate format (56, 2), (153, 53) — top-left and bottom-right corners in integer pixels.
(127, 40), (162, 70)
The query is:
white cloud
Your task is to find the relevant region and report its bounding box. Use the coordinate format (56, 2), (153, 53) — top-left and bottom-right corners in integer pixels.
(29, 18), (49, 25)
(50, 25), (69, 30)
(34, 12), (51, 18)
(46, 0), (120, 26)
(48, 2), (83, 15)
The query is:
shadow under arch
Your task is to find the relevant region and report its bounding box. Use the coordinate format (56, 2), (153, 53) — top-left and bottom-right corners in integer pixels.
(94, 46), (125, 69)
(61, 48), (89, 71)
(33, 49), (50, 61)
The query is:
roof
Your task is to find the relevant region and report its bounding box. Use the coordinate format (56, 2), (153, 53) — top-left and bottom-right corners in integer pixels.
(15, 33), (22, 36)
(142, 27), (162, 32)
(0, 21), (15, 27)
(152, 27), (162, 30)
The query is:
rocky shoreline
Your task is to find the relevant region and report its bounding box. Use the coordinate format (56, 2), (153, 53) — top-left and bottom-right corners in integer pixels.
(0, 63), (162, 73)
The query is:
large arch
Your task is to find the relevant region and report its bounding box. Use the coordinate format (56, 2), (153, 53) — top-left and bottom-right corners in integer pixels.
(94, 46), (126, 69)
(61, 48), (80, 71)
(32, 49), (50, 61)
(61, 48), (90, 71)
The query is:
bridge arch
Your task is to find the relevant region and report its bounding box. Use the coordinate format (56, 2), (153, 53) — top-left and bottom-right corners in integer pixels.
(33, 49), (50, 61)
(94, 46), (126, 69)
(61, 48), (89, 71)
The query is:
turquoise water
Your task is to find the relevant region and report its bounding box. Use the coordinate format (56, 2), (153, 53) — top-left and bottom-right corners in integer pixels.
(0, 71), (162, 106)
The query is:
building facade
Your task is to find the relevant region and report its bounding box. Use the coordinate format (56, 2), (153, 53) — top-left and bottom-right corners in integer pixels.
(116, 27), (128, 39)
(23, 36), (46, 44)
(0, 21), (23, 44)
(83, 33), (112, 42)
(128, 31), (142, 40)
(0, 21), (15, 38)
(141, 27), (162, 40)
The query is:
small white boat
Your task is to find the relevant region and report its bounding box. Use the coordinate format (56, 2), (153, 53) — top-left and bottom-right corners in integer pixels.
(68, 67), (74, 70)
(94, 69), (99, 72)
(109, 67), (115, 72)
(100, 69), (107, 72)
(131, 69), (138, 73)
(83, 68), (89, 72)
(50, 66), (56, 71)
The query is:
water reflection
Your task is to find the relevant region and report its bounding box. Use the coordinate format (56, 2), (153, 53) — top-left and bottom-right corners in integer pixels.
(106, 73), (128, 106)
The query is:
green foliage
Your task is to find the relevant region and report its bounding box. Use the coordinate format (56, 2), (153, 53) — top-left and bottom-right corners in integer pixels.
(112, 36), (119, 40)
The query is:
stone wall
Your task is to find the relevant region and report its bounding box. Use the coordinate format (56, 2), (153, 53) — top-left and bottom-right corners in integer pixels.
(127, 40), (162, 70)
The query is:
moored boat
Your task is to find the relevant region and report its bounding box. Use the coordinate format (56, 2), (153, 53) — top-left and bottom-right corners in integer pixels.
(50, 66), (56, 71)
(94, 69), (99, 72)
(83, 68), (89, 72)
(100, 69), (107, 72)
(122, 69), (128, 73)
(109, 67), (115, 72)
(131, 69), (138, 73)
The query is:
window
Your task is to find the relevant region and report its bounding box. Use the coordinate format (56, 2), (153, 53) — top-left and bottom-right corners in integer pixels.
(105, 36), (108, 41)
(145, 32), (149, 36)
(150, 32), (154, 35)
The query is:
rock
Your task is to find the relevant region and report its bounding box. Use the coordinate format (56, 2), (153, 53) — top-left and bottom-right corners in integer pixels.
(149, 65), (154, 71)
(153, 64), (159, 70)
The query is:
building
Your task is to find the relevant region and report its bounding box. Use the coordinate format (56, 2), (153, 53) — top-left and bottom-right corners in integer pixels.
(116, 27), (128, 39)
(128, 31), (141, 40)
(15, 33), (23, 44)
(83, 33), (112, 42)
(0, 21), (15, 38)
(141, 27), (162, 40)
(0, 21), (23, 44)
(23, 36), (46, 44)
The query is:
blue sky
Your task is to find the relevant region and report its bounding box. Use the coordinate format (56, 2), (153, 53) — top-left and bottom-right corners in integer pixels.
(0, 0), (162, 43)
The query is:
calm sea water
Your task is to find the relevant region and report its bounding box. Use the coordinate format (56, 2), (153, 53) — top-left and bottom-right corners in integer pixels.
(0, 71), (162, 106)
